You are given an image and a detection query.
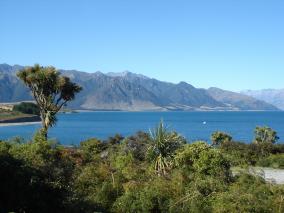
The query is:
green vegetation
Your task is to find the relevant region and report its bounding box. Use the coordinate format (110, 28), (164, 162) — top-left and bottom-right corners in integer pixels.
(257, 154), (284, 169)
(13, 102), (40, 115)
(254, 126), (279, 144)
(0, 124), (284, 213)
(219, 127), (283, 168)
(211, 131), (232, 146)
(0, 102), (41, 123)
(147, 121), (186, 175)
(0, 102), (39, 122)
(0, 107), (37, 122)
(17, 64), (82, 138)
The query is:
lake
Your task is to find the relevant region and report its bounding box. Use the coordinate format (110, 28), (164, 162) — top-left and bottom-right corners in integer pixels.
(0, 111), (284, 145)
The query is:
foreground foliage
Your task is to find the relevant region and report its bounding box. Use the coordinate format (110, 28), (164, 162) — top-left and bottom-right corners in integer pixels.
(0, 125), (284, 213)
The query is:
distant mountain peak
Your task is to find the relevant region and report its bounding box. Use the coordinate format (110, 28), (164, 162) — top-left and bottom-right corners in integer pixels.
(106, 71), (130, 77)
(93, 71), (105, 76)
(106, 71), (149, 79)
(178, 81), (189, 85)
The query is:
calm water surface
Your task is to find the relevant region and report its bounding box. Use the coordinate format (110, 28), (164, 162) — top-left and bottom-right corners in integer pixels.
(0, 111), (284, 145)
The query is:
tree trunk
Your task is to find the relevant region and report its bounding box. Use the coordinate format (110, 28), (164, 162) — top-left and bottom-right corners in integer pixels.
(40, 111), (48, 140)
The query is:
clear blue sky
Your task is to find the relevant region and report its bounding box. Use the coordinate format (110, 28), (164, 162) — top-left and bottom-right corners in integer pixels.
(1, 0), (284, 91)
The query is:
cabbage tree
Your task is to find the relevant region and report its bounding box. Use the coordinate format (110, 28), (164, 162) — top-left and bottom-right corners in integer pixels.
(17, 64), (82, 138)
(147, 121), (185, 175)
(254, 126), (279, 144)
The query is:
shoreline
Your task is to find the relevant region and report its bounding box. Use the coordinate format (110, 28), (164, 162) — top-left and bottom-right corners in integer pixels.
(73, 109), (282, 113)
(0, 115), (41, 127)
(0, 121), (41, 127)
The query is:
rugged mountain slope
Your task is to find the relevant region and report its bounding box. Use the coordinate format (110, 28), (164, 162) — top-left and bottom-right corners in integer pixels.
(119, 73), (224, 108)
(61, 70), (224, 110)
(61, 71), (162, 110)
(242, 89), (284, 110)
(0, 64), (279, 111)
(0, 64), (32, 102)
(207, 87), (279, 111)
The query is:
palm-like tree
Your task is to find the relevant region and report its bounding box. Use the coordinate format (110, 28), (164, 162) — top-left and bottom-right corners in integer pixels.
(147, 121), (185, 175)
(17, 64), (82, 138)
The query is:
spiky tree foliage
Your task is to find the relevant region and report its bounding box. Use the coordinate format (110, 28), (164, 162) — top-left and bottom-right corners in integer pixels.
(17, 64), (82, 138)
(254, 126), (279, 144)
(147, 121), (185, 175)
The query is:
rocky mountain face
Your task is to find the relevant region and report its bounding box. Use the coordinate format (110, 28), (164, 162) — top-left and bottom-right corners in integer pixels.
(0, 64), (32, 102)
(241, 89), (284, 110)
(0, 64), (279, 111)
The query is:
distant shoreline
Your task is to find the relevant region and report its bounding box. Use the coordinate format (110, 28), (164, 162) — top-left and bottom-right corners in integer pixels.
(0, 110), (282, 127)
(0, 121), (41, 127)
(74, 109), (282, 112)
(0, 115), (41, 127)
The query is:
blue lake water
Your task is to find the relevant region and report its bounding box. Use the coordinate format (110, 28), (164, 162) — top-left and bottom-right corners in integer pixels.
(0, 111), (284, 145)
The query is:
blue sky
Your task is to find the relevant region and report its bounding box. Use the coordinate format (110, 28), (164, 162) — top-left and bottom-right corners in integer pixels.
(1, 0), (283, 91)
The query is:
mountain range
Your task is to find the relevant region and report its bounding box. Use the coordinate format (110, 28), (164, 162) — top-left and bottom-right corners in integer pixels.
(0, 63), (280, 111)
(241, 89), (284, 110)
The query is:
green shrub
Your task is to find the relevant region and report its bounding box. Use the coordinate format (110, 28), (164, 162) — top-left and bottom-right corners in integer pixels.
(112, 178), (173, 213)
(257, 154), (284, 169)
(175, 141), (231, 181)
(211, 131), (232, 146)
(212, 173), (275, 213)
(13, 102), (40, 115)
(0, 138), (76, 213)
(79, 138), (106, 163)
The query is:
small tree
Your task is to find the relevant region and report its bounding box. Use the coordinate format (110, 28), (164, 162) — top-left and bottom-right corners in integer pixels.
(147, 121), (185, 175)
(17, 64), (82, 138)
(254, 126), (279, 144)
(211, 131), (232, 146)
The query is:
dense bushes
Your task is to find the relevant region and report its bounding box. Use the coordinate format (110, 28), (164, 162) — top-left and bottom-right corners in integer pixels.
(0, 125), (284, 212)
(13, 102), (40, 115)
(257, 154), (284, 169)
(212, 128), (284, 167)
(212, 173), (284, 213)
(219, 140), (284, 167)
(0, 136), (77, 213)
